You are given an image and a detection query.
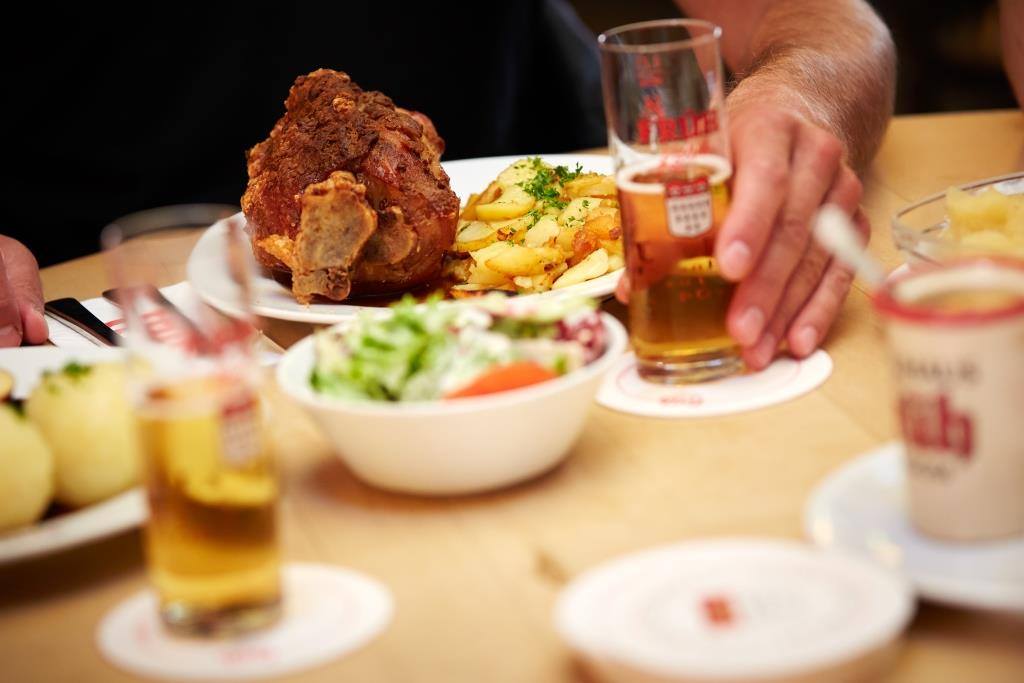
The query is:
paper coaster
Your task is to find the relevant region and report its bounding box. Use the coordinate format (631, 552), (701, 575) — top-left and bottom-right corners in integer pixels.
(596, 350), (833, 418)
(97, 563), (392, 681)
(555, 538), (912, 682)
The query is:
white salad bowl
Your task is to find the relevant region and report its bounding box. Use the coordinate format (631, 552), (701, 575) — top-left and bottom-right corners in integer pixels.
(276, 312), (628, 496)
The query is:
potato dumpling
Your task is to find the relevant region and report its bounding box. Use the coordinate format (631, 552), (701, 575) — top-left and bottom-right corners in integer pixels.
(0, 405), (54, 532)
(26, 362), (140, 507)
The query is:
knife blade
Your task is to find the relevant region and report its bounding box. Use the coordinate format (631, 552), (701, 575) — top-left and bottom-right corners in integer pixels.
(44, 298), (123, 347)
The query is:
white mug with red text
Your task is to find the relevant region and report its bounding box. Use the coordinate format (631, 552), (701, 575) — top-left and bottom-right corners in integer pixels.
(876, 260), (1024, 541)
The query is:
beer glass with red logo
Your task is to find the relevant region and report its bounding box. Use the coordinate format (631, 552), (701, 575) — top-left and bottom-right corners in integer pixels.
(599, 19), (737, 383)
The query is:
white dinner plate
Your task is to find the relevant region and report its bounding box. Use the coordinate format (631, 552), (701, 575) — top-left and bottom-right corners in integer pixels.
(0, 347), (146, 565)
(804, 442), (1024, 613)
(187, 154), (622, 324)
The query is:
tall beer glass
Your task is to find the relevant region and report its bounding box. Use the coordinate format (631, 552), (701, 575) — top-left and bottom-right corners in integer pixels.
(599, 20), (740, 383)
(104, 216), (281, 636)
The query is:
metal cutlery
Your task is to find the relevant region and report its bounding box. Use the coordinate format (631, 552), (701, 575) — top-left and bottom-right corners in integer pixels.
(44, 298), (123, 347)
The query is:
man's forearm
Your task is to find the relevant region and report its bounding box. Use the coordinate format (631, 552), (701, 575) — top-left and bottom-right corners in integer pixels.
(683, 0), (896, 171)
(1000, 0), (1024, 108)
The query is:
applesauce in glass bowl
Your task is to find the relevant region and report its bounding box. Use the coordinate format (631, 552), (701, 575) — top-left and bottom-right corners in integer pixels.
(892, 171), (1024, 267)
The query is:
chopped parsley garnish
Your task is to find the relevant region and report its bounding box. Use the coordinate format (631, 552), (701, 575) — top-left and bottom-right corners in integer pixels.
(62, 362), (93, 379)
(518, 157), (579, 211)
(520, 169), (563, 208)
(554, 163), (584, 184)
(41, 361), (94, 393)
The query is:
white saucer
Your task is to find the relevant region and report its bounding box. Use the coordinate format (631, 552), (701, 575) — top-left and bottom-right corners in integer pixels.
(596, 350), (832, 418)
(555, 538), (913, 682)
(97, 563), (393, 680)
(804, 442), (1024, 613)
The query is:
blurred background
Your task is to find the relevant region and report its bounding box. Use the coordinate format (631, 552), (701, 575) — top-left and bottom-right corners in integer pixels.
(570, 0), (1016, 113)
(7, 1), (1018, 266)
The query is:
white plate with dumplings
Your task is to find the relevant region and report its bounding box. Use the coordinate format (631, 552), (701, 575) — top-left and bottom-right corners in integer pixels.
(0, 346), (145, 565)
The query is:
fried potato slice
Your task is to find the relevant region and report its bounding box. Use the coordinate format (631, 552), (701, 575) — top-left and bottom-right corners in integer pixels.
(570, 227), (601, 267)
(524, 215), (560, 247)
(564, 173), (617, 199)
(491, 215), (532, 242)
(478, 181), (502, 205)
(513, 261), (568, 293)
(600, 238), (623, 257)
(468, 263), (513, 286)
(553, 248), (610, 289)
(558, 198), (594, 227)
(470, 241), (513, 265)
(460, 192), (481, 220)
(582, 212), (621, 240)
(455, 221), (499, 252)
(486, 246), (564, 276)
(497, 159), (540, 187)
(475, 185), (535, 221)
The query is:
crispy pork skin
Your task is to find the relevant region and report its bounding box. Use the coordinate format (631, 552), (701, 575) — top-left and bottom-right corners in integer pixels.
(242, 69), (459, 302)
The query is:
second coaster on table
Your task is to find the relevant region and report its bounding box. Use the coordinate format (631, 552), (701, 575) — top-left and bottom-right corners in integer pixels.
(596, 350), (833, 418)
(97, 563), (393, 681)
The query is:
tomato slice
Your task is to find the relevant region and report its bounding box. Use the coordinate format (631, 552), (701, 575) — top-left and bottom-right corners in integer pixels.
(444, 362), (558, 399)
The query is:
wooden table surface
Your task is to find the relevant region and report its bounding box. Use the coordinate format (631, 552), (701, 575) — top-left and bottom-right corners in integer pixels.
(2, 110), (1023, 682)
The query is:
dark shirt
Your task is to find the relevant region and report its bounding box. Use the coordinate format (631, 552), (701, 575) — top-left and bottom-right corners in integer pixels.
(8, 2), (605, 265)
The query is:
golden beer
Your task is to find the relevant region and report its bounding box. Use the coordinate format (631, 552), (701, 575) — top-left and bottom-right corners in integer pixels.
(617, 154), (742, 382)
(136, 376), (281, 636)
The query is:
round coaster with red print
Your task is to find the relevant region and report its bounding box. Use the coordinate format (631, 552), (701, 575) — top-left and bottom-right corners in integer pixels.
(97, 563), (392, 681)
(596, 350), (833, 418)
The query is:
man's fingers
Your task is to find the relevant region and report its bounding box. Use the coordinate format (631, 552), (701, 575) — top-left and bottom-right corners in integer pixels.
(786, 257), (857, 357)
(727, 127), (843, 346)
(0, 237), (44, 347)
(20, 300), (48, 345)
(786, 209), (869, 355)
(615, 271), (630, 305)
(743, 167), (865, 367)
(715, 111), (795, 281)
(744, 242), (832, 370)
(0, 250), (24, 347)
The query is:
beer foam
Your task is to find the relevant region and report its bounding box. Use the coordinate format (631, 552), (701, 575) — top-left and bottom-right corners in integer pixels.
(615, 154), (732, 195)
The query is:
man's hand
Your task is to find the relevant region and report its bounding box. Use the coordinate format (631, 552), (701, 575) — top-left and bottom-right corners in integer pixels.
(0, 236), (47, 347)
(717, 104), (867, 370)
(614, 104), (868, 369)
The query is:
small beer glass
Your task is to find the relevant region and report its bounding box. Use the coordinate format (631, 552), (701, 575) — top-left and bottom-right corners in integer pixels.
(599, 19), (740, 383)
(104, 216), (282, 636)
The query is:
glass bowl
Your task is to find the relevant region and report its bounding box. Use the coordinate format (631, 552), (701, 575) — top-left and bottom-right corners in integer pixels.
(891, 171), (1024, 266)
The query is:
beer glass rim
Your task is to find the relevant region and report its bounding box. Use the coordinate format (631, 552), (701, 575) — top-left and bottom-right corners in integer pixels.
(598, 19), (721, 54)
